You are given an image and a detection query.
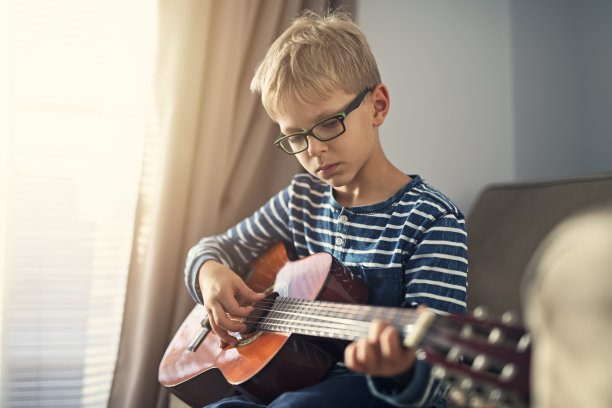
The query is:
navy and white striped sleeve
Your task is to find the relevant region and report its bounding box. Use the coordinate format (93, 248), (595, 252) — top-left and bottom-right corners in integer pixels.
(403, 213), (468, 314)
(368, 211), (468, 407)
(184, 185), (292, 304)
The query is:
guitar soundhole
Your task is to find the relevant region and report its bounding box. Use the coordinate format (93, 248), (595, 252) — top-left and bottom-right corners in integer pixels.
(235, 288), (278, 348)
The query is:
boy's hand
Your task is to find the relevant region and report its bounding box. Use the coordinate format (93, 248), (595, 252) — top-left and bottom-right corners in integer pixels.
(344, 319), (416, 377)
(198, 260), (266, 347)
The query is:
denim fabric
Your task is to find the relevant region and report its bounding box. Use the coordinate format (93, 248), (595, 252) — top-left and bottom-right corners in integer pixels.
(352, 265), (404, 307)
(205, 372), (400, 408)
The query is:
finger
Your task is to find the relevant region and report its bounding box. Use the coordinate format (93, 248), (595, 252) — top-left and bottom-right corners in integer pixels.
(379, 325), (399, 358)
(210, 303), (247, 334)
(379, 326), (416, 375)
(346, 339), (369, 373)
(358, 334), (381, 370)
(206, 308), (237, 346)
(368, 319), (387, 342)
(236, 281), (266, 303)
(226, 283), (265, 317)
(344, 342), (358, 370)
(223, 295), (254, 318)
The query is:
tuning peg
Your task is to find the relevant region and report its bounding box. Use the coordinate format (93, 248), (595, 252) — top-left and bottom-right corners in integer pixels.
(488, 388), (504, 402)
(431, 365), (447, 380)
(459, 377), (474, 391)
(446, 345), (463, 363)
(501, 310), (519, 326)
(460, 324), (474, 339)
(517, 333), (531, 352)
(499, 362), (516, 382)
(447, 386), (468, 406)
(467, 395), (487, 408)
(488, 327), (504, 344)
(472, 354), (489, 372)
(472, 306), (489, 320)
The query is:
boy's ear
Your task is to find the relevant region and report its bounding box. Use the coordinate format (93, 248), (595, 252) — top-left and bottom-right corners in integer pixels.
(371, 84), (390, 127)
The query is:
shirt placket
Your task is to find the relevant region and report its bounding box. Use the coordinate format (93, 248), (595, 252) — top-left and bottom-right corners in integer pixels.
(333, 209), (349, 260)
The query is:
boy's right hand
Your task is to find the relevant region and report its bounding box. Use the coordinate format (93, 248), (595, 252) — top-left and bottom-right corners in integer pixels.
(198, 260), (266, 347)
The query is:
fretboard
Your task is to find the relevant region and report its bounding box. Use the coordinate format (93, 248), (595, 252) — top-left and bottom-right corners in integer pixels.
(250, 297), (421, 342)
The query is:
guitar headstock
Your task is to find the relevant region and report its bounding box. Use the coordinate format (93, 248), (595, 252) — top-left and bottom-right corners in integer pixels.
(415, 308), (531, 407)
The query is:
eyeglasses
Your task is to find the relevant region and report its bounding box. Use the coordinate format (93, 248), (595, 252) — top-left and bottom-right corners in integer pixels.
(274, 89), (370, 154)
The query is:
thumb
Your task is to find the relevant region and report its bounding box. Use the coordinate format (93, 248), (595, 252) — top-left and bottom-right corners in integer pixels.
(236, 280), (265, 302)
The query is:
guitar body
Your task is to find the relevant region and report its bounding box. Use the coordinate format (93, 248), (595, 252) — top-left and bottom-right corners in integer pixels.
(158, 243), (369, 406)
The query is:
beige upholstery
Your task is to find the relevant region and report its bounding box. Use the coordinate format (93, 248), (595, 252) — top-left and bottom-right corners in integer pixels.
(466, 172), (612, 316)
(523, 204), (612, 408)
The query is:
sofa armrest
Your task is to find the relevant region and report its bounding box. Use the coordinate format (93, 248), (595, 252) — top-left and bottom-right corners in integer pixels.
(466, 172), (612, 316)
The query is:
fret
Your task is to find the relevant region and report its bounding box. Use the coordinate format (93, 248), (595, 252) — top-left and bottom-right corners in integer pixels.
(304, 299), (318, 337)
(297, 299), (311, 335)
(272, 298), (284, 333)
(388, 308), (403, 329)
(281, 298), (296, 333)
(288, 298), (304, 334)
(270, 298), (283, 333)
(252, 296), (419, 344)
(314, 301), (331, 338)
(281, 298), (295, 333)
(266, 299), (276, 332)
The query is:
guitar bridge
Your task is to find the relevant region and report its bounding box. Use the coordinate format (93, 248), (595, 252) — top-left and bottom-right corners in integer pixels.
(187, 317), (211, 352)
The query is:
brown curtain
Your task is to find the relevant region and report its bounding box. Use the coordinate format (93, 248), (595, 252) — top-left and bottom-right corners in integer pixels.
(106, 0), (359, 407)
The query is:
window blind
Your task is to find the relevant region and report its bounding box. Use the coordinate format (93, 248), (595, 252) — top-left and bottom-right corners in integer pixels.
(0, 1), (157, 406)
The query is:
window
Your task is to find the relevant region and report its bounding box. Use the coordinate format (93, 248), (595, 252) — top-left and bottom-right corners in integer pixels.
(0, 1), (157, 406)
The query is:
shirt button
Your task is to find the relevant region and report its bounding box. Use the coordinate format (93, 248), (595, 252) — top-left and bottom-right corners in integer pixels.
(339, 215), (348, 223)
(335, 237), (343, 246)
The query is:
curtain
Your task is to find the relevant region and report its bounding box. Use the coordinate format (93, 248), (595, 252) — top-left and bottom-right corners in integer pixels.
(0, 1), (156, 406)
(105, 1), (353, 407)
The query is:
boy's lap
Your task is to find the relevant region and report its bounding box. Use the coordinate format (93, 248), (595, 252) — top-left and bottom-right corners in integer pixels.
(205, 374), (396, 408)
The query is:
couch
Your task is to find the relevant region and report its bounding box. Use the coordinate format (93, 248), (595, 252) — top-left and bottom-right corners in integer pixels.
(466, 171), (612, 317)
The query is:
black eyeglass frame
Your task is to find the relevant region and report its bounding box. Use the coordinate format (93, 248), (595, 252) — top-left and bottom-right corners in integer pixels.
(273, 88), (371, 154)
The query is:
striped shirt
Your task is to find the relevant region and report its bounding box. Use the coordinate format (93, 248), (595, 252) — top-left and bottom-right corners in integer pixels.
(185, 173), (467, 315)
(184, 173), (468, 407)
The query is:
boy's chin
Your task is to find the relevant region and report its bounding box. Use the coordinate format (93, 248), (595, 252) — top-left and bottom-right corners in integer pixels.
(311, 172), (349, 189)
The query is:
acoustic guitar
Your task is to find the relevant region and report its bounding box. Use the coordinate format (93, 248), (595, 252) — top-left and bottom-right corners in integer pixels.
(159, 242), (530, 407)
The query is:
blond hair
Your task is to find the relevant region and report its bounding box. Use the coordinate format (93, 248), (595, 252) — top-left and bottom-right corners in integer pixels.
(250, 10), (381, 121)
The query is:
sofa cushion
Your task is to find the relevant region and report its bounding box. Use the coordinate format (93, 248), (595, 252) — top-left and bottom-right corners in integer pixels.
(466, 172), (612, 316)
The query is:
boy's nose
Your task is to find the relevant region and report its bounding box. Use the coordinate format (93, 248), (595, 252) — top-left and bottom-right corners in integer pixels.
(306, 136), (327, 156)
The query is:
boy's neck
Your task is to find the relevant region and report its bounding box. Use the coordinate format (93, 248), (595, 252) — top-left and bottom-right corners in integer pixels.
(333, 154), (411, 208)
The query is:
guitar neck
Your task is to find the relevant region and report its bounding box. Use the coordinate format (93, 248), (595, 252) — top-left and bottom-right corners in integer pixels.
(252, 296), (530, 404)
(252, 297), (422, 343)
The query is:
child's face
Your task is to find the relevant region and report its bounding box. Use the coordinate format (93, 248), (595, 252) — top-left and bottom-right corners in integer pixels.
(276, 88), (377, 192)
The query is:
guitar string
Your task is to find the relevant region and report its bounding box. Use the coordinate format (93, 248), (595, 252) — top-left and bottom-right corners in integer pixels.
(253, 298), (419, 325)
(254, 318), (371, 340)
(252, 298), (419, 327)
(234, 298), (419, 339)
(251, 298), (419, 325)
(245, 311), (412, 340)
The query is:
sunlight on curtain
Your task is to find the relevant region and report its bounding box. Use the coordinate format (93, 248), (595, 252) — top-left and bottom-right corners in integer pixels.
(0, 0), (157, 406)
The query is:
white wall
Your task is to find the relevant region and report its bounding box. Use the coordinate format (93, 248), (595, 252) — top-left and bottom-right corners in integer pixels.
(511, 0), (612, 180)
(357, 0), (612, 214)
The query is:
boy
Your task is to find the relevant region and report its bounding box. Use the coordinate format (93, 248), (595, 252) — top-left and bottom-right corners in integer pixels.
(185, 10), (467, 408)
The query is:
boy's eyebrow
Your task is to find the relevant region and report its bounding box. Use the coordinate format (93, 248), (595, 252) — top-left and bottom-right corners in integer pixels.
(281, 107), (343, 135)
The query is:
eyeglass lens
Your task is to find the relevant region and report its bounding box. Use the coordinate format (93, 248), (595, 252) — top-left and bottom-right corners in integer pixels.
(281, 116), (345, 153)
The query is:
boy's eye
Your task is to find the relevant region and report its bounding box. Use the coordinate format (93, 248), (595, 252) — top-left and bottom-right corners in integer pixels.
(287, 134), (303, 144)
(319, 117), (340, 129)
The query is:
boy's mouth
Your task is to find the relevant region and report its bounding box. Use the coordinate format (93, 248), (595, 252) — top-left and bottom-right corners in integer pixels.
(316, 163), (338, 177)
